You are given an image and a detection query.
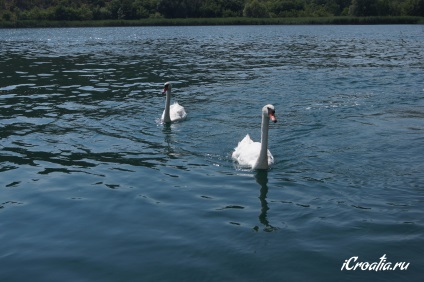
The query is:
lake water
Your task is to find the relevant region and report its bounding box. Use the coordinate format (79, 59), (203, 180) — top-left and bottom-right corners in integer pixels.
(1, 25), (423, 281)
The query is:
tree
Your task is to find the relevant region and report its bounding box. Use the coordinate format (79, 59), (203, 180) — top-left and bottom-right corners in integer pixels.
(121, 0), (136, 19)
(106, 0), (122, 19)
(92, 6), (112, 20)
(268, 0), (304, 17)
(132, 0), (159, 18)
(199, 0), (223, 17)
(404, 0), (424, 16)
(243, 0), (269, 17)
(349, 0), (379, 16)
(222, 0), (244, 17)
(157, 0), (201, 18)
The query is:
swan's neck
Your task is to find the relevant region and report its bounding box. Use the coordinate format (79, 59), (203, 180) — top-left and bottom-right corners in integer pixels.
(163, 89), (171, 123)
(255, 114), (270, 169)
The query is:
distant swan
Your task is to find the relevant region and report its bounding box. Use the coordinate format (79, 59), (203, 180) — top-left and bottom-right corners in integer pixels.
(161, 82), (187, 123)
(232, 104), (277, 170)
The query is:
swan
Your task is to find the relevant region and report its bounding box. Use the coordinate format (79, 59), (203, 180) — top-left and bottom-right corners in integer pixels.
(232, 104), (277, 170)
(161, 82), (187, 123)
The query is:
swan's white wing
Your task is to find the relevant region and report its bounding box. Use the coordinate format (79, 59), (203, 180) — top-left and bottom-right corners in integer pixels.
(169, 102), (187, 122)
(232, 135), (274, 169)
(232, 134), (261, 168)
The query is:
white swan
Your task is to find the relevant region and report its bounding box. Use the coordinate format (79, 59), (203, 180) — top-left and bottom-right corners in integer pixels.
(232, 104), (277, 170)
(161, 82), (187, 123)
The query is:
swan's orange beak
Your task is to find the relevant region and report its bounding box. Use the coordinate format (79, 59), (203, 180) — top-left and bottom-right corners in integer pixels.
(162, 85), (169, 94)
(269, 112), (277, 123)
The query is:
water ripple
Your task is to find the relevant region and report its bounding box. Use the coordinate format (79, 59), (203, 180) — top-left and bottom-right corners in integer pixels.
(1, 25), (423, 281)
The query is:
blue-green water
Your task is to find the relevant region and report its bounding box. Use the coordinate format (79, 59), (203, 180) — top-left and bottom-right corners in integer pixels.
(1, 25), (423, 281)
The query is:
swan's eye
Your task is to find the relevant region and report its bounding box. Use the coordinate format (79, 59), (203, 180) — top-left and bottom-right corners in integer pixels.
(267, 108), (275, 114)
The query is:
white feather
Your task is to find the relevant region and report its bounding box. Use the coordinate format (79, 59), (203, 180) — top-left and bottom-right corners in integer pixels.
(161, 102), (187, 122)
(232, 104), (277, 170)
(161, 82), (187, 123)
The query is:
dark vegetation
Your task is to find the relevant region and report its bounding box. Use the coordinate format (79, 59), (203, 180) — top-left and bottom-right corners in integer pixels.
(0, 0), (423, 26)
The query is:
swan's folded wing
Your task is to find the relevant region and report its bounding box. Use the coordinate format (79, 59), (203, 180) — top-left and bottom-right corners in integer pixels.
(170, 102), (187, 121)
(232, 135), (253, 157)
(232, 135), (261, 167)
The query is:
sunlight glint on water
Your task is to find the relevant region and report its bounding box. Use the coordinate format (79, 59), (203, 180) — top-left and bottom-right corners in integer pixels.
(0, 25), (423, 281)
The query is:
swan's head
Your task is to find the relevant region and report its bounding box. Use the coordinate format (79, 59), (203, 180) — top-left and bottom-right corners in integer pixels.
(162, 82), (172, 94)
(263, 104), (277, 123)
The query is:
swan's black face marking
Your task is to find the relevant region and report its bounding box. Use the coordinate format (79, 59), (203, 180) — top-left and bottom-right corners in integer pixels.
(163, 83), (170, 94)
(267, 107), (277, 123)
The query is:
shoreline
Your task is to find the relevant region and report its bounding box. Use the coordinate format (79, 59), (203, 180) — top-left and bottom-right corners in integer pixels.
(1, 16), (423, 28)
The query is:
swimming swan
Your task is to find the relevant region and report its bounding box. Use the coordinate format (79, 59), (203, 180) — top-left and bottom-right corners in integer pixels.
(232, 104), (277, 170)
(161, 82), (187, 123)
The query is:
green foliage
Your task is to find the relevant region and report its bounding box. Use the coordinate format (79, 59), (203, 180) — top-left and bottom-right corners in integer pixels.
(199, 0), (223, 17)
(0, 0), (422, 23)
(2, 10), (16, 21)
(2, 16), (422, 28)
(157, 0), (197, 18)
(243, 0), (269, 17)
(222, 0), (245, 17)
(404, 0), (424, 16)
(349, 0), (378, 16)
(268, 0), (304, 17)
